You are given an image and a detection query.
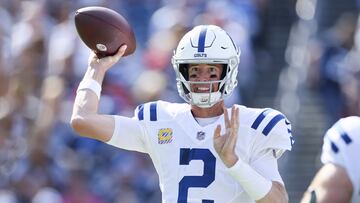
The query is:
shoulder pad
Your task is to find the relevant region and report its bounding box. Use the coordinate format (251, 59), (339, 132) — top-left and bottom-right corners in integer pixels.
(243, 107), (293, 156)
(249, 108), (291, 137)
(134, 100), (189, 122)
(323, 116), (360, 154)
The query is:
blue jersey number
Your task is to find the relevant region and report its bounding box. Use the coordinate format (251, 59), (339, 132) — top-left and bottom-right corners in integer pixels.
(178, 148), (216, 203)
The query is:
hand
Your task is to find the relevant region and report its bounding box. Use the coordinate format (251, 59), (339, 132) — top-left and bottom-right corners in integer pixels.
(88, 45), (127, 72)
(213, 105), (239, 168)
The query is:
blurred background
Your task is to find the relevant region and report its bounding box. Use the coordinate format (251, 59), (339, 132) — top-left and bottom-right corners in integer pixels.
(0, 0), (359, 202)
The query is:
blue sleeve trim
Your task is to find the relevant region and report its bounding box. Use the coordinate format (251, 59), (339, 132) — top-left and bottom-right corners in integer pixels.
(137, 104), (144, 121)
(251, 108), (272, 130)
(262, 114), (285, 136)
(150, 102), (157, 121)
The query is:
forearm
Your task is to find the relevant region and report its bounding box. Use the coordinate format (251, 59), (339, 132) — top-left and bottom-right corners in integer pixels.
(83, 66), (106, 83)
(72, 67), (105, 117)
(71, 67), (114, 141)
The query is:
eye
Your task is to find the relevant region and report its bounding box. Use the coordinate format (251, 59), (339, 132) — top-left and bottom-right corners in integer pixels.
(189, 67), (198, 72)
(209, 67), (217, 73)
(209, 67), (218, 78)
(189, 67), (199, 78)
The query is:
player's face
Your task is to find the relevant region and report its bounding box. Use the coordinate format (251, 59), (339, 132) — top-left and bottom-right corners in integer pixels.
(188, 64), (223, 93)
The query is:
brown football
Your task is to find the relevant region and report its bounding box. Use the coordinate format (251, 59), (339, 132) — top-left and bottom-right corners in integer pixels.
(74, 6), (136, 58)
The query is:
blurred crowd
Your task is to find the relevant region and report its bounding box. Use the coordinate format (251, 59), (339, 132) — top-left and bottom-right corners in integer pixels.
(0, 0), (360, 202)
(0, 0), (266, 202)
(306, 12), (360, 127)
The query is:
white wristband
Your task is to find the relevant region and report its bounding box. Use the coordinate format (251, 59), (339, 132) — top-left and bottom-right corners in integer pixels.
(77, 79), (102, 99)
(228, 159), (272, 200)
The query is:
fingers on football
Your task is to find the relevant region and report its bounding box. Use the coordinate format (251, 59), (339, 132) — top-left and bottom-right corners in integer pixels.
(110, 45), (127, 63)
(100, 45), (127, 64)
(116, 45), (127, 59)
(88, 51), (98, 64)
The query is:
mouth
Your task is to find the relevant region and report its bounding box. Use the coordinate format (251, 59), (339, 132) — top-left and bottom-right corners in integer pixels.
(189, 81), (221, 93)
(192, 85), (212, 93)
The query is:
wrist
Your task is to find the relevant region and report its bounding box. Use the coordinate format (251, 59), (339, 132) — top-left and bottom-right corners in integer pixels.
(224, 155), (239, 168)
(227, 159), (272, 200)
(77, 79), (102, 99)
(84, 67), (106, 83)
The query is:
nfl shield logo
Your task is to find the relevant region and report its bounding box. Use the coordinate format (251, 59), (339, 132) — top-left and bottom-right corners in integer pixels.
(196, 131), (205, 140)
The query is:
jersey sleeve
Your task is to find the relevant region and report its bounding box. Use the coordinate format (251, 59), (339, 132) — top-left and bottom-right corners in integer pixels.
(250, 149), (284, 184)
(106, 106), (148, 153)
(250, 109), (294, 160)
(107, 100), (184, 153)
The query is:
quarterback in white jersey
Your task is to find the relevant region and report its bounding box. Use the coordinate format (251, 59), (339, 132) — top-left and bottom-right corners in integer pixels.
(108, 101), (293, 202)
(71, 25), (293, 203)
(301, 116), (360, 203)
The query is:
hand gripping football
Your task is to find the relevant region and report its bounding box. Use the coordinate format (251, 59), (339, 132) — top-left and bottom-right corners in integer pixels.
(75, 6), (136, 58)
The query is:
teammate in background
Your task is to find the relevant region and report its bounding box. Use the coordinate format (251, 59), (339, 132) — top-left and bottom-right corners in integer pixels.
(71, 25), (293, 203)
(300, 116), (360, 203)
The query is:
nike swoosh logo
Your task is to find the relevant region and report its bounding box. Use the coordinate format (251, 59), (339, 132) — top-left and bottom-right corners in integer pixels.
(285, 120), (290, 125)
(221, 46), (228, 49)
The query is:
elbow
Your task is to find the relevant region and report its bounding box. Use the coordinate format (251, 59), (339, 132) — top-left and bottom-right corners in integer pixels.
(70, 115), (89, 136)
(282, 193), (289, 203)
(259, 181), (288, 203)
(275, 182), (289, 203)
(278, 184), (289, 203)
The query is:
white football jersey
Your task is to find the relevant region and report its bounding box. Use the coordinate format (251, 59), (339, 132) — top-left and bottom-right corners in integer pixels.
(321, 116), (360, 203)
(107, 100), (293, 203)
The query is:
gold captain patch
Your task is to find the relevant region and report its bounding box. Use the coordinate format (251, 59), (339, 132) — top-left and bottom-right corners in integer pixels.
(158, 128), (173, 144)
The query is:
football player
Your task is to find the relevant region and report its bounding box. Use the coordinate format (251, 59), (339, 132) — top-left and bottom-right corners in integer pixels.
(301, 116), (360, 203)
(71, 25), (293, 203)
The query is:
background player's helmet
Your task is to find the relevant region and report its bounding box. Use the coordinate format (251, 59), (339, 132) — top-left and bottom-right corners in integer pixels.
(172, 25), (241, 108)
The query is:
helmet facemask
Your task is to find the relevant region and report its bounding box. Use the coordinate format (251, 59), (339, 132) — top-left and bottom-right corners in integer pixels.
(176, 62), (236, 108)
(172, 25), (240, 108)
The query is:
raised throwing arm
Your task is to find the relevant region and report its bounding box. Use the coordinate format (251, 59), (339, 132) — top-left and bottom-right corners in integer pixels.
(70, 45), (127, 142)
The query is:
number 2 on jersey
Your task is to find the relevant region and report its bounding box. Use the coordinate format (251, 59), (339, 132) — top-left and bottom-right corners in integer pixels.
(178, 148), (216, 203)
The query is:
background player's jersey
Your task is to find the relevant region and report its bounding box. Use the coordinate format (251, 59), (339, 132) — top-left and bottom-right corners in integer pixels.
(321, 116), (360, 203)
(108, 100), (293, 203)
